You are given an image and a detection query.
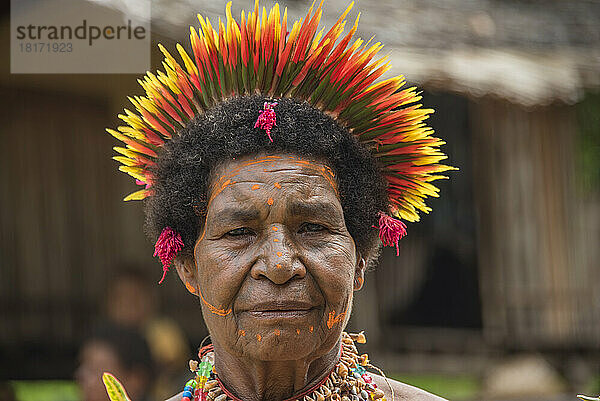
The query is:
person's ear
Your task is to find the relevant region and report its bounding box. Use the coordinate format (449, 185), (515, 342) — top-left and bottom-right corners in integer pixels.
(173, 256), (198, 295)
(354, 251), (366, 291)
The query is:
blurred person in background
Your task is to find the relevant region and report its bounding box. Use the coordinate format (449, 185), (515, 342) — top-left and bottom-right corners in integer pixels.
(105, 268), (191, 399)
(76, 323), (154, 401)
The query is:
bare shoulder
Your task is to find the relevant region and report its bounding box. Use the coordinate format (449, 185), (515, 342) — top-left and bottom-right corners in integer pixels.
(164, 378), (448, 401)
(370, 374), (448, 401)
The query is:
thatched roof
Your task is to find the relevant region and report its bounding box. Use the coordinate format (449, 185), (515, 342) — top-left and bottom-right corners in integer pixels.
(100, 0), (600, 106)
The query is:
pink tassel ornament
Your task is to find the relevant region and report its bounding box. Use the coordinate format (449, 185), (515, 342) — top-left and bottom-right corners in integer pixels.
(135, 179), (152, 189)
(254, 101), (278, 142)
(374, 212), (407, 256)
(154, 227), (184, 284)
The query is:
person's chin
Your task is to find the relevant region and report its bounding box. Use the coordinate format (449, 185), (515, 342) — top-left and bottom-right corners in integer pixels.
(235, 309), (325, 360)
(245, 327), (323, 361)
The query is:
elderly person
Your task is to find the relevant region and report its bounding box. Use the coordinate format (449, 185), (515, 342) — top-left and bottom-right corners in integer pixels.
(106, 2), (454, 400)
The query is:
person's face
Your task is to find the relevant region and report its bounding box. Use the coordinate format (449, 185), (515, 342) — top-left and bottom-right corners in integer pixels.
(177, 154), (365, 362)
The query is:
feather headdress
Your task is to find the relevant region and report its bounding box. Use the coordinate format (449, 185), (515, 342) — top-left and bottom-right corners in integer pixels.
(109, 0), (455, 271)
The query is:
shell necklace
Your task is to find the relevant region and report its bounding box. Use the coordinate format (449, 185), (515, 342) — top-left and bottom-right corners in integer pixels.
(180, 332), (390, 401)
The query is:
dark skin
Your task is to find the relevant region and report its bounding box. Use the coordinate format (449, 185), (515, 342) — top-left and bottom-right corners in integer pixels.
(175, 153), (446, 401)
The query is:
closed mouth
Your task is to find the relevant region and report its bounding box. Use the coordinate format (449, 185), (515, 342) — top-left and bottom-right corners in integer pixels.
(241, 301), (317, 319)
(248, 310), (313, 318)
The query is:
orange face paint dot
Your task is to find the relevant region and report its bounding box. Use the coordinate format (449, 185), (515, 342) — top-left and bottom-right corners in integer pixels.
(251, 184), (260, 190)
(256, 334), (262, 342)
(267, 197), (274, 205)
(239, 330), (246, 336)
(309, 326), (314, 333)
(273, 238), (279, 242)
(275, 263), (282, 269)
(272, 227), (278, 231)
(274, 182), (281, 189)
(274, 329), (280, 336)
(296, 329), (301, 335)
(277, 251), (283, 257)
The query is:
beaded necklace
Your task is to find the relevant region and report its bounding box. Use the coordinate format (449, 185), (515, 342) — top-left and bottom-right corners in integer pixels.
(180, 332), (389, 401)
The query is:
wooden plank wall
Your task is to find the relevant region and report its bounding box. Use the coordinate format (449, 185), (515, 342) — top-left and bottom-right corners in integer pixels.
(0, 87), (204, 377)
(470, 98), (599, 349)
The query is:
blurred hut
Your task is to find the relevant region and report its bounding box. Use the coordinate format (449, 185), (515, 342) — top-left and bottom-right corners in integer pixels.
(1, 0), (599, 381)
(333, 0), (600, 371)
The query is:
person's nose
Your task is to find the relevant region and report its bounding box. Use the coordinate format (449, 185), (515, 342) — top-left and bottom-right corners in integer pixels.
(250, 225), (306, 284)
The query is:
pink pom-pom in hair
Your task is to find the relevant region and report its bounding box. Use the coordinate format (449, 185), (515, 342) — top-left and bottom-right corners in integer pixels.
(154, 227), (184, 284)
(374, 212), (407, 256)
(254, 101), (278, 142)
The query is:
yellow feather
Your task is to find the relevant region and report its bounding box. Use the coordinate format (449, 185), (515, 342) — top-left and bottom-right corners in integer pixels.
(124, 189), (150, 201)
(118, 166), (146, 182)
(113, 156), (137, 166)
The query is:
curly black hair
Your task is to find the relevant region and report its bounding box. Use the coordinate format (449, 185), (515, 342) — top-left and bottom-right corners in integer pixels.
(145, 95), (389, 267)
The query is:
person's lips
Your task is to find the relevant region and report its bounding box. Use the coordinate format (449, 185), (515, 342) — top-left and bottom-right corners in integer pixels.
(241, 301), (317, 319)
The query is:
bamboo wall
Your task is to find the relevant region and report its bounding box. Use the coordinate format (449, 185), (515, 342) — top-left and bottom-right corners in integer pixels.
(470, 98), (600, 349)
(0, 86), (203, 378)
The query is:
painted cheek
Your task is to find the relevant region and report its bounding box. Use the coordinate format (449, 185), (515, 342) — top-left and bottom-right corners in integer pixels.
(326, 303), (349, 329)
(198, 286), (232, 316)
(194, 253), (236, 317)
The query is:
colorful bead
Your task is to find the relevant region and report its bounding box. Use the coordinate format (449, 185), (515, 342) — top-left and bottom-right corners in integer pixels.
(352, 365), (366, 375)
(198, 361), (212, 377)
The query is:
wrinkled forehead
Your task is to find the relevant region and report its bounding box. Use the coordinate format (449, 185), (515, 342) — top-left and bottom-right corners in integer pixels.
(207, 154), (339, 203)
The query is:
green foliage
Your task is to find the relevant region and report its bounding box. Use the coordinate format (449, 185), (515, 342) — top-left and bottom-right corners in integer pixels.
(391, 373), (480, 400)
(11, 381), (80, 401)
(576, 91), (600, 194)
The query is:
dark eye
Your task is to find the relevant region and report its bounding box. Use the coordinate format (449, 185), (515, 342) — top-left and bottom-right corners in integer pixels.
(299, 223), (326, 233)
(225, 227), (254, 237)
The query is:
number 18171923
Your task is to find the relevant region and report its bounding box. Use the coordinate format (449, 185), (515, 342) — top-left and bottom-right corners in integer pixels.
(19, 42), (73, 53)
